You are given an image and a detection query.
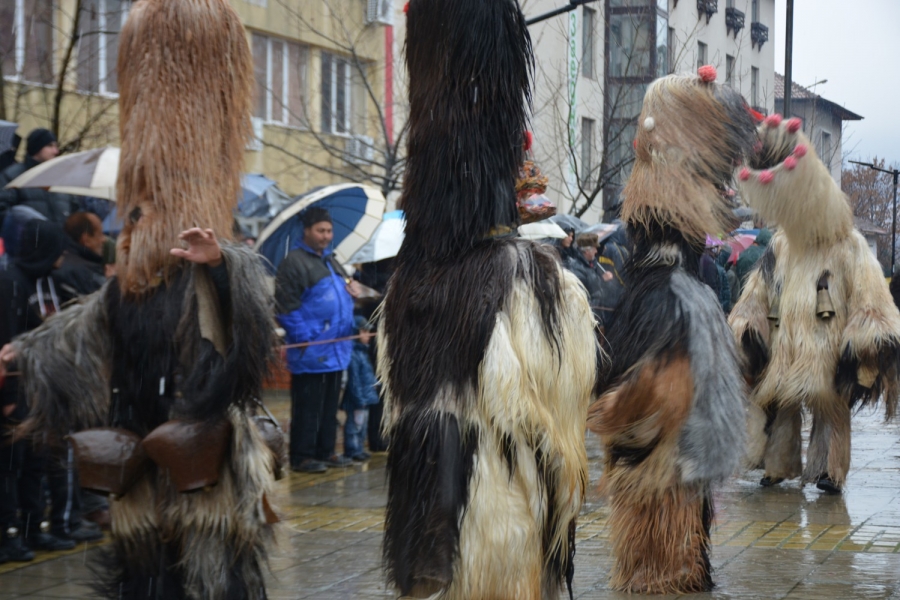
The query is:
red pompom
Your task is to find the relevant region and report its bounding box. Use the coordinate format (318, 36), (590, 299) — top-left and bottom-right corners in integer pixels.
(698, 65), (717, 83)
(786, 118), (802, 133)
(633, 138), (638, 149)
(747, 106), (765, 122)
(523, 130), (533, 152)
(764, 114), (782, 128)
(739, 168), (751, 181)
(793, 144), (807, 158)
(758, 170), (774, 184)
(403, 2), (409, 13)
(783, 156), (797, 171)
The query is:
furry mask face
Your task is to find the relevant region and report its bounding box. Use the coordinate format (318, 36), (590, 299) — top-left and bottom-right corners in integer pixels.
(622, 67), (757, 244)
(739, 115), (852, 246)
(115, 0), (253, 296)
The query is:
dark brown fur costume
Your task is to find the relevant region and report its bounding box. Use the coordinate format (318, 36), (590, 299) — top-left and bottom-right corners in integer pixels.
(11, 1), (276, 598)
(377, 1), (597, 598)
(588, 72), (753, 593)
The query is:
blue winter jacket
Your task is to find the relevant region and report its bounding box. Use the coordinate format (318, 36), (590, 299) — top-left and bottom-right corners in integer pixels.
(275, 240), (354, 374)
(342, 341), (380, 409)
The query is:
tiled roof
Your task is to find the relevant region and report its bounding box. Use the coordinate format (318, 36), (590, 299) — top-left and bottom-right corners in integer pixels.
(774, 73), (863, 121)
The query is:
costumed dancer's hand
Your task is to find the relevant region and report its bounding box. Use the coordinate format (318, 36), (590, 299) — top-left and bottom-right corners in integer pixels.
(0, 343), (16, 378)
(170, 228), (223, 267)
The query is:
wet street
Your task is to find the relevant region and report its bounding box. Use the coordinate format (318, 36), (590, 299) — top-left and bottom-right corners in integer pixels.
(1, 395), (899, 599)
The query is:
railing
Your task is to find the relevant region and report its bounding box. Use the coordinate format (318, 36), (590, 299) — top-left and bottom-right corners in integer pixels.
(751, 21), (769, 50)
(725, 7), (745, 38)
(697, 0), (718, 24)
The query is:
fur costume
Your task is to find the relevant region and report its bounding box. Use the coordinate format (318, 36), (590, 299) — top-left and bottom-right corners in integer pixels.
(587, 69), (752, 594)
(377, 1), (598, 598)
(11, 1), (277, 598)
(729, 116), (900, 492)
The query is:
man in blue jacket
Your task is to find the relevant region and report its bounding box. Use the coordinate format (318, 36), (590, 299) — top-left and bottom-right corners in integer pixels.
(275, 207), (360, 473)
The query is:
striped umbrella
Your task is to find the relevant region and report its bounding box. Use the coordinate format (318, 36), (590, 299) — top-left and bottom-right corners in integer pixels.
(4, 147), (119, 200)
(256, 183), (386, 271)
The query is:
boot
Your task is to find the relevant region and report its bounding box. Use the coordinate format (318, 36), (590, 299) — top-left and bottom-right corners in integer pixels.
(2, 527), (35, 562)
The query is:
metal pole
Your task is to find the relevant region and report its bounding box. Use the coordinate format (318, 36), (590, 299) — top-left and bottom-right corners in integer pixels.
(893, 171), (898, 276)
(783, 0), (794, 117)
(526, 0), (599, 26)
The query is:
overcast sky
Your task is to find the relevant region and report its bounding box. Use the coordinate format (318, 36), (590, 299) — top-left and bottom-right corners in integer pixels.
(774, 0), (900, 165)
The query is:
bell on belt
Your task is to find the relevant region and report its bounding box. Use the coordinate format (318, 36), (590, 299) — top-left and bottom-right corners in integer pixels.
(816, 273), (834, 320)
(767, 296), (780, 327)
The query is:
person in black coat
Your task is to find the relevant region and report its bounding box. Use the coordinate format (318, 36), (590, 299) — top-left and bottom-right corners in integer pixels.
(54, 212), (108, 303)
(0, 220), (72, 563)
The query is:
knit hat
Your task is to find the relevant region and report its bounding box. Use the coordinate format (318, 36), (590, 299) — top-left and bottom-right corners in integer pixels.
(26, 128), (57, 157)
(301, 206), (332, 229)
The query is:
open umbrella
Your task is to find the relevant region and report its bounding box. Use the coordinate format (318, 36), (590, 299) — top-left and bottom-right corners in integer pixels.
(238, 174), (291, 219)
(347, 210), (405, 264)
(5, 147), (119, 200)
(549, 213), (589, 233)
(257, 183), (386, 271)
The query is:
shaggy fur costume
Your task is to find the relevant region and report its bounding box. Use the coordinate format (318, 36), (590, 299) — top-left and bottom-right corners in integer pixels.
(587, 71), (752, 593)
(377, 1), (598, 598)
(12, 1), (277, 598)
(730, 117), (900, 491)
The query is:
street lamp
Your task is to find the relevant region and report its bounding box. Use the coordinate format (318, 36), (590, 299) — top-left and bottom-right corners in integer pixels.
(850, 160), (900, 275)
(525, 0), (600, 26)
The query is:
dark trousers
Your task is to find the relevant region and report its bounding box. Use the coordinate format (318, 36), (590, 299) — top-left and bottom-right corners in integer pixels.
(290, 371), (342, 466)
(0, 437), (45, 537)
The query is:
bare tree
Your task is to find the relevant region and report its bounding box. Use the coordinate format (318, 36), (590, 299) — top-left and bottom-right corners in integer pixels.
(1, 0), (123, 153)
(256, 0), (406, 199)
(844, 157), (898, 271)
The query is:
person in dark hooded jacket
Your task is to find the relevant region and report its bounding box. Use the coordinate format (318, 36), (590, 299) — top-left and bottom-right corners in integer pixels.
(735, 227), (773, 294)
(0, 219), (72, 563)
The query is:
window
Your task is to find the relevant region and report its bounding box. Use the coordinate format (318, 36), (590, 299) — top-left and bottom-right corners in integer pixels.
(750, 66), (759, 107)
(581, 118), (594, 187)
(1, 0), (54, 84)
(582, 7), (595, 79)
(751, 0), (759, 21)
(818, 130), (832, 166)
(76, 0), (128, 94)
(655, 14), (668, 78)
(609, 14), (653, 78)
(667, 27), (675, 73)
(725, 55), (734, 87)
(697, 42), (708, 71)
(321, 51), (365, 135)
(726, 0), (734, 8)
(251, 33), (308, 126)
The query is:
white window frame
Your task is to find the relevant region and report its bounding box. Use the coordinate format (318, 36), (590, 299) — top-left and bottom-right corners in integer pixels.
(322, 51), (353, 136)
(6, 0), (56, 85)
(76, 0), (129, 96)
(258, 34), (307, 128)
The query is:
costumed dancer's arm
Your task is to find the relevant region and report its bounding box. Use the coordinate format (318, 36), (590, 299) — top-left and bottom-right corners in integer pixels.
(835, 234), (900, 419)
(728, 251), (773, 386)
(171, 228), (276, 420)
(2, 288), (112, 440)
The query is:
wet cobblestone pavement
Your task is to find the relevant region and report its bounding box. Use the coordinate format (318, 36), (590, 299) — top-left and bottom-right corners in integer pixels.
(2, 397), (899, 599)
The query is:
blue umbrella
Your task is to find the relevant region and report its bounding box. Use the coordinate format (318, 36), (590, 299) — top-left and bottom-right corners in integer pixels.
(256, 183), (386, 272)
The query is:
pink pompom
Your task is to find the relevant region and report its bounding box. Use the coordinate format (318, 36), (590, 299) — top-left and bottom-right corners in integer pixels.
(793, 144), (807, 158)
(758, 170), (774, 184)
(783, 156), (797, 171)
(764, 114), (783, 128)
(786, 118), (802, 133)
(698, 65), (717, 83)
(739, 168), (751, 181)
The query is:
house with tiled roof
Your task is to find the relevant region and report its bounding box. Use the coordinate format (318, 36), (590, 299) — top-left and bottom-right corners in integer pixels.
(774, 73), (863, 183)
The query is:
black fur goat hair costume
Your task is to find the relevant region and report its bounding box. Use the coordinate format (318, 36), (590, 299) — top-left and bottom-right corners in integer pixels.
(586, 69), (751, 594)
(11, 1), (277, 598)
(377, 1), (597, 598)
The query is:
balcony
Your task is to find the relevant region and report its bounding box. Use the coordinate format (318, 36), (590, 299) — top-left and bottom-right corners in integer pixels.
(751, 22), (769, 50)
(697, 0), (718, 24)
(725, 7), (745, 38)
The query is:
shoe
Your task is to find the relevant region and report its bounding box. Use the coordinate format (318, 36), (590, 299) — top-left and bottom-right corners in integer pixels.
(815, 474), (842, 494)
(2, 528), (35, 561)
(27, 532), (76, 551)
(54, 520), (103, 543)
(759, 475), (785, 487)
(349, 452), (371, 462)
(323, 454), (353, 468)
(85, 508), (111, 531)
(291, 459), (327, 474)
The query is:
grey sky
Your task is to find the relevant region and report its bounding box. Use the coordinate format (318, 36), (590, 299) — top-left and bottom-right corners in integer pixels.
(774, 0), (900, 165)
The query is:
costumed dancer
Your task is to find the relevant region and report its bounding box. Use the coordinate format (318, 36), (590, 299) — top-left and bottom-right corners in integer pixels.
(377, 0), (598, 598)
(587, 67), (752, 593)
(729, 115), (900, 493)
(0, 0), (277, 597)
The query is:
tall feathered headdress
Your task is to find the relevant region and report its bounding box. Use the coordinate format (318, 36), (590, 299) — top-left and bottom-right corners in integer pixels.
(115, 0), (253, 295)
(622, 67), (757, 244)
(400, 0), (534, 262)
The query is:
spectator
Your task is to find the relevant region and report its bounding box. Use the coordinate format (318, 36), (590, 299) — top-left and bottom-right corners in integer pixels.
(716, 245), (734, 313)
(0, 129), (81, 228)
(563, 232), (604, 322)
(342, 316), (379, 462)
(735, 228), (773, 295)
(596, 223), (630, 329)
(0, 220), (73, 563)
(55, 212), (108, 302)
(275, 207), (360, 474)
